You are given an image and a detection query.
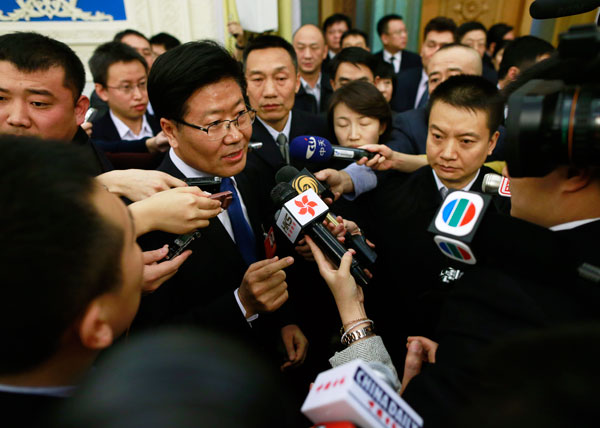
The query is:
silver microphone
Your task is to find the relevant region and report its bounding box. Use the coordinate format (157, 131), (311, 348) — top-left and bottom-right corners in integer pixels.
(482, 173), (511, 197)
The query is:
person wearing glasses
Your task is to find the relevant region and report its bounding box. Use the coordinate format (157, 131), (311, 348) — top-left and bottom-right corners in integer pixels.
(373, 14), (421, 77)
(137, 40), (309, 376)
(89, 42), (168, 157)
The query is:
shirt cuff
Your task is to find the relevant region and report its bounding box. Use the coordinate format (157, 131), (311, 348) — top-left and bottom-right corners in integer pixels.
(342, 163), (378, 200)
(234, 288), (259, 325)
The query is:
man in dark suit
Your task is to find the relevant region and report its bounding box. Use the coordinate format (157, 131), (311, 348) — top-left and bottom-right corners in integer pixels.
(0, 136), (146, 426)
(139, 40), (308, 371)
(321, 13), (352, 73)
(391, 16), (456, 113)
(292, 24), (333, 114)
(388, 43), (508, 162)
(373, 14), (421, 75)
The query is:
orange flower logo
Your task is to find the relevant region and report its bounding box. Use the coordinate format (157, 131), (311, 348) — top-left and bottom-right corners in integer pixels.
(295, 195), (318, 216)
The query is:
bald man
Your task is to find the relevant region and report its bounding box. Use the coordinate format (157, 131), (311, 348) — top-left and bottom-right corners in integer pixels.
(387, 43), (506, 161)
(292, 24), (333, 114)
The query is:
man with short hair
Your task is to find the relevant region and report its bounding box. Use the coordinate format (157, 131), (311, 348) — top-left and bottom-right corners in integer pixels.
(457, 21), (497, 84)
(391, 16), (456, 112)
(341, 29), (369, 50)
(497, 36), (554, 90)
(89, 42), (162, 151)
(322, 13), (352, 60)
(0, 136), (144, 425)
(329, 46), (378, 90)
(292, 24), (333, 114)
(373, 14), (421, 76)
(114, 28), (155, 69)
(140, 39), (309, 370)
(149, 32), (181, 57)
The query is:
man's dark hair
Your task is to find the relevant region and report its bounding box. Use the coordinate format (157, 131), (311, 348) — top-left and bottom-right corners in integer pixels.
(148, 40), (245, 122)
(329, 47), (377, 80)
(322, 13), (352, 32)
(457, 21), (487, 42)
(498, 36), (554, 80)
(0, 32), (85, 101)
(114, 28), (149, 43)
(340, 29), (369, 47)
(149, 32), (181, 51)
(423, 16), (457, 40)
(243, 35), (298, 72)
(0, 136), (123, 375)
(328, 80), (392, 142)
(487, 23), (513, 49)
(427, 74), (504, 136)
(88, 41), (148, 86)
(492, 39), (511, 58)
(377, 14), (403, 37)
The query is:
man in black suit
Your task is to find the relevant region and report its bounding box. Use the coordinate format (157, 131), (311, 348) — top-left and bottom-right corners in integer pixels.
(373, 14), (422, 75)
(321, 13), (352, 72)
(386, 43), (508, 163)
(139, 40), (308, 370)
(391, 16), (456, 113)
(243, 35), (330, 175)
(292, 24), (333, 114)
(88, 42), (167, 155)
(457, 21), (498, 85)
(0, 136), (146, 426)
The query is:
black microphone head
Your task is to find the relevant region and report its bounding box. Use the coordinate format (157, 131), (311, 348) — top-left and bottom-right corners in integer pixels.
(530, 0), (600, 19)
(270, 182), (298, 206)
(275, 165), (300, 184)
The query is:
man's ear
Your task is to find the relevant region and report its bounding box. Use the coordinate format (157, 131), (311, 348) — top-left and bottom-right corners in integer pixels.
(322, 46), (329, 60)
(563, 166), (594, 193)
(488, 130), (500, 155)
(160, 118), (179, 149)
(330, 78), (337, 91)
(95, 83), (109, 103)
(78, 300), (114, 350)
(74, 95), (90, 126)
(295, 71), (301, 94)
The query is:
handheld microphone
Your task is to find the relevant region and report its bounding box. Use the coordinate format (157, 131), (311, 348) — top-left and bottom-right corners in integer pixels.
(270, 182), (370, 286)
(302, 360), (423, 428)
(481, 173), (511, 197)
(290, 135), (376, 163)
(529, 0), (600, 19)
(84, 107), (100, 123)
(275, 166), (377, 267)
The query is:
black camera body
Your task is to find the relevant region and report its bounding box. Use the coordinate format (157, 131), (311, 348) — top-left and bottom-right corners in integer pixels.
(505, 25), (600, 177)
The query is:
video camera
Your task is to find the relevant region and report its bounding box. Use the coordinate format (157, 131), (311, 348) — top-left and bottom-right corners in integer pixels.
(505, 24), (600, 177)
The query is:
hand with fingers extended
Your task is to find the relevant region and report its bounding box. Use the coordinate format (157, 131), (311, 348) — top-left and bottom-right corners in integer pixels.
(400, 336), (439, 394)
(238, 256), (295, 318)
(280, 324), (309, 371)
(305, 235), (366, 326)
(142, 245), (192, 293)
(313, 169), (354, 203)
(96, 169), (187, 202)
(130, 186), (223, 236)
(356, 144), (428, 173)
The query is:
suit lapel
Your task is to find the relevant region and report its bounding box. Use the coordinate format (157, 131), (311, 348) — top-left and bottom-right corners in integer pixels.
(251, 120), (285, 169)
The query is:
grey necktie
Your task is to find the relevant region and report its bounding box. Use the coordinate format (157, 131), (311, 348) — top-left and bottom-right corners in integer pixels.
(277, 133), (290, 165)
(440, 186), (449, 200)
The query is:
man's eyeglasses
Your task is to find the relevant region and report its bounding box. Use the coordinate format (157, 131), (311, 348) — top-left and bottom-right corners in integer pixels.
(106, 81), (147, 95)
(175, 109), (256, 141)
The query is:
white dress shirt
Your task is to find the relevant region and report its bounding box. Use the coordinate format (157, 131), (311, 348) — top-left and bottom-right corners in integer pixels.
(383, 49), (403, 73)
(414, 69), (429, 109)
(109, 110), (154, 140)
(300, 74), (322, 111)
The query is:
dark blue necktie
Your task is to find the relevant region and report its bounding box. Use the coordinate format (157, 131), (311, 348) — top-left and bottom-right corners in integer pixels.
(417, 83), (429, 109)
(220, 177), (258, 266)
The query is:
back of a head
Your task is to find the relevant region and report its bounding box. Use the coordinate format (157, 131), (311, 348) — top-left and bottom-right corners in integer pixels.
(328, 80), (393, 142)
(322, 13), (352, 32)
(434, 43), (483, 73)
(341, 28), (369, 48)
(88, 41), (148, 86)
(497, 35), (555, 80)
(428, 74), (504, 135)
(377, 14), (403, 37)
(243, 34), (298, 72)
(0, 136), (122, 376)
(487, 23), (514, 49)
(114, 28), (148, 43)
(0, 31), (85, 100)
(329, 46), (377, 79)
(59, 328), (293, 428)
(148, 40), (244, 122)
(424, 16), (457, 40)
(149, 32), (181, 51)
(457, 21), (487, 41)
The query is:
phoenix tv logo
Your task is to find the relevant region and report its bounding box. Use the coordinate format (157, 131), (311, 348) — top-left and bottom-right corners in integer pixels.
(434, 191), (484, 237)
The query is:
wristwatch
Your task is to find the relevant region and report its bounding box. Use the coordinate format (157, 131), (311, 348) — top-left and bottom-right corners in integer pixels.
(342, 325), (375, 346)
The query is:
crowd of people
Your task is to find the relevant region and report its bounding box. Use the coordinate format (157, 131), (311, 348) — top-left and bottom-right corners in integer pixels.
(0, 9), (598, 428)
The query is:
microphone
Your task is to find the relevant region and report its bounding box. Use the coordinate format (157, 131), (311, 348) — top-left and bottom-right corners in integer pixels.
(275, 166), (377, 267)
(270, 182), (370, 286)
(428, 190), (493, 265)
(481, 173), (511, 197)
(302, 360), (423, 428)
(529, 0), (600, 19)
(289, 135), (376, 163)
